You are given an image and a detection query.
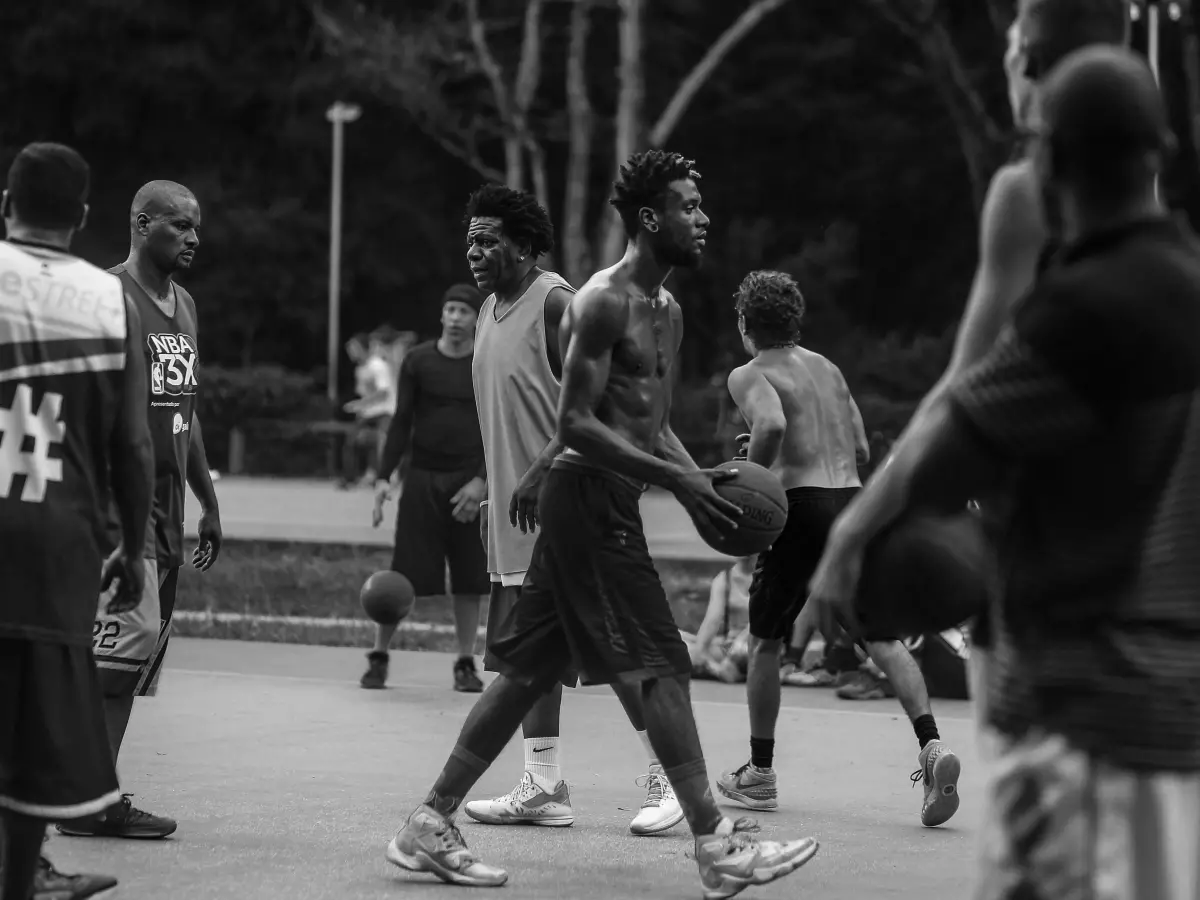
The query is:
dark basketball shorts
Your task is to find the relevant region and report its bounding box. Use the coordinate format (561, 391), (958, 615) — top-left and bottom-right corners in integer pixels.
(486, 460), (692, 690)
(749, 486), (863, 642)
(94, 558), (180, 698)
(0, 638), (121, 820)
(483, 583), (578, 687)
(391, 466), (491, 597)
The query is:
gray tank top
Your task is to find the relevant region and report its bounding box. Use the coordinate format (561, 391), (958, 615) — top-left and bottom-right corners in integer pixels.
(473, 271), (574, 580)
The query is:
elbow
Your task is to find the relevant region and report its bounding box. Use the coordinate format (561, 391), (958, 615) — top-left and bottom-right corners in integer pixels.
(756, 418), (786, 445)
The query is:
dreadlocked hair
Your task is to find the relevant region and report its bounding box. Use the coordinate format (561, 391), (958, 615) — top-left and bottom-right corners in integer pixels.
(609, 150), (701, 238)
(463, 183), (555, 258)
(735, 271), (805, 349)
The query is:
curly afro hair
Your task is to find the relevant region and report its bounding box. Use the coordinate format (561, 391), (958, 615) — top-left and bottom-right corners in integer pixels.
(735, 271), (805, 349)
(609, 150), (701, 238)
(463, 183), (555, 258)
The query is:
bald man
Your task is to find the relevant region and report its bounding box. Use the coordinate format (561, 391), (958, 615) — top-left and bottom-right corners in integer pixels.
(58, 181), (223, 841)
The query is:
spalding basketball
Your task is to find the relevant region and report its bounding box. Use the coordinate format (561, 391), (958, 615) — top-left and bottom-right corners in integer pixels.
(855, 512), (991, 640)
(360, 571), (416, 626)
(704, 461), (788, 557)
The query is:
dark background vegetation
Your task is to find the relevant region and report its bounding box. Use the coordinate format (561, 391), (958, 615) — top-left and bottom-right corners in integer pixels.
(3, 0), (1197, 472)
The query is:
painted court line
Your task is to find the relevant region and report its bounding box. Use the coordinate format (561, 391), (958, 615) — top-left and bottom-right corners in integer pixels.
(169, 666), (973, 723)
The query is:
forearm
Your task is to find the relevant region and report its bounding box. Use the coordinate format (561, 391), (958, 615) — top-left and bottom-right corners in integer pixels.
(112, 434), (154, 554)
(746, 425), (784, 468)
(186, 417), (219, 513)
(657, 427), (700, 471)
(526, 433), (565, 479)
(376, 414), (412, 482)
(561, 414), (680, 489)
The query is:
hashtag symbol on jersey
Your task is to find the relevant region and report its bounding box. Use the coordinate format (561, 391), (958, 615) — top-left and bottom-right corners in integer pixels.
(0, 384), (65, 502)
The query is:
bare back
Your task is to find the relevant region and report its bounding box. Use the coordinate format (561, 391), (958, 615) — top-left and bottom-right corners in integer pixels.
(558, 264), (679, 463)
(731, 347), (864, 491)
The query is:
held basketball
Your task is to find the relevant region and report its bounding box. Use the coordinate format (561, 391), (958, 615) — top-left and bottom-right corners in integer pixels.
(360, 570), (416, 626)
(704, 461), (788, 557)
(855, 511), (991, 639)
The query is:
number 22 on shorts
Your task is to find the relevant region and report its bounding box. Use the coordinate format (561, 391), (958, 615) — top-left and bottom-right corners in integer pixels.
(93, 619), (121, 651)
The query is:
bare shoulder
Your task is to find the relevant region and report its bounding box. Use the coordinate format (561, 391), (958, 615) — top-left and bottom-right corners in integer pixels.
(727, 361), (756, 394)
(567, 272), (631, 342)
(982, 160), (1045, 254)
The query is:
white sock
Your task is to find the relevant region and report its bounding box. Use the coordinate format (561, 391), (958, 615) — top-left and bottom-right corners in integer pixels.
(635, 730), (660, 769)
(524, 737), (561, 791)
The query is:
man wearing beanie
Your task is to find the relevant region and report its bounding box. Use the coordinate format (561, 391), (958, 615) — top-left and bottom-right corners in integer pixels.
(363, 283), (490, 692)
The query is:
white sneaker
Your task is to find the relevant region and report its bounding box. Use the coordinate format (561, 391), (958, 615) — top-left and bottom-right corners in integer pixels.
(629, 764), (685, 835)
(463, 772), (575, 827)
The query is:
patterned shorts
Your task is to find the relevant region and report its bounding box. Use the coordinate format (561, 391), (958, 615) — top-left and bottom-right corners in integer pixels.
(975, 728), (1200, 900)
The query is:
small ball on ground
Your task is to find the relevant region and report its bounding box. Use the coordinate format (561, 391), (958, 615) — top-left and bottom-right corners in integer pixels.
(360, 570), (416, 626)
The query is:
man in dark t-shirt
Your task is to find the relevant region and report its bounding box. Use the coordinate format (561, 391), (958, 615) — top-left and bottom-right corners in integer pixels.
(59, 181), (224, 842)
(364, 284), (489, 692)
(811, 48), (1200, 899)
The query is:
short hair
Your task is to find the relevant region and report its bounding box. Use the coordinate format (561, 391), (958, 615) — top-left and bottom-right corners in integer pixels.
(1021, 0), (1130, 80)
(735, 271), (805, 349)
(609, 151), (701, 238)
(442, 283), (482, 313)
(463, 184), (555, 258)
(6, 143), (90, 230)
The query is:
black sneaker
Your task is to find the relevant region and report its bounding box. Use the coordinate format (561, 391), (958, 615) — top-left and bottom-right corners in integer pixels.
(33, 855), (117, 899)
(453, 656), (484, 693)
(56, 793), (177, 839)
(361, 650), (389, 689)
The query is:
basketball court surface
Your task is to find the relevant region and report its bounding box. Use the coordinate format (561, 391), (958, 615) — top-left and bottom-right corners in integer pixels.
(47, 639), (981, 899)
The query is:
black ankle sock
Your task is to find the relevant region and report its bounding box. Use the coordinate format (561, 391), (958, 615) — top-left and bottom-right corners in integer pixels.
(913, 714), (939, 749)
(749, 736), (774, 770)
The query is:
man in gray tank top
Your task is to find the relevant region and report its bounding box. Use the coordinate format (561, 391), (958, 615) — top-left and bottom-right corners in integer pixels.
(462, 184), (683, 836)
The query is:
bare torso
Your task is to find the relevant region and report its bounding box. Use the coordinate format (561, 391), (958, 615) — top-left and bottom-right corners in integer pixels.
(559, 265), (680, 459)
(737, 347), (863, 491)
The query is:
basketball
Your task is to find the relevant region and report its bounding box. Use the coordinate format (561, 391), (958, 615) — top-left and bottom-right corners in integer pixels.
(360, 570), (416, 626)
(854, 511), (991, 639)
(704, 461), (788, 557)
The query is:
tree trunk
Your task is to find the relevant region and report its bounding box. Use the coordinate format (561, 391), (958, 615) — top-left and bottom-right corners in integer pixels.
(599, 0), (645, 267)
(563, 0), (595, 286)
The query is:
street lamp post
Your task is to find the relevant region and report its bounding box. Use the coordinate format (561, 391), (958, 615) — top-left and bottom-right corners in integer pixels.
(326, 100), (362, 406)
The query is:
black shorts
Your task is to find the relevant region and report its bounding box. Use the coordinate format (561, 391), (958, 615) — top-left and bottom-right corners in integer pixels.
(482, 584), (578, 687)
(749, 486), (860, 641)
(0, 638), (120, 820)
(390, 467), (490, 597)
(486, 460), (691, 690)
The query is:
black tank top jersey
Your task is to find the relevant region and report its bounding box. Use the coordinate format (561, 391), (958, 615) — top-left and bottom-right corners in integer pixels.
(108, 266), (200, 568)
(0, 240), (129, 645)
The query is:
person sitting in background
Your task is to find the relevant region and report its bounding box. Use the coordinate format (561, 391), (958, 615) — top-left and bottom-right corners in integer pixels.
(682, 556), (754, 683)
(340, 331), (397, 487)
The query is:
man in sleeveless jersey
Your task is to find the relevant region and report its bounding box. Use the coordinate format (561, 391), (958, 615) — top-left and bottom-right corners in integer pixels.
(0, 143), (154, 900)
(383, 152), (817, 896)
(58, 181), (223, 842)
(716, 271), (962, 829)
(809, 0), (1131, 732)
(366, 283), (490, 693)
(462, 183), (684, 835)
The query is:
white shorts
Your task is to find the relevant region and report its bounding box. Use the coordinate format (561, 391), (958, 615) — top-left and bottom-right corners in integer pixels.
(93, 558), (177, 697)
(975, 728), (1200, 900)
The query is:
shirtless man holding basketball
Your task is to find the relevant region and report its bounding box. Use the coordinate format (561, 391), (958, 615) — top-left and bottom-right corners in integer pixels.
(716, 270), (961, 828)
(384, 151), (818, 898)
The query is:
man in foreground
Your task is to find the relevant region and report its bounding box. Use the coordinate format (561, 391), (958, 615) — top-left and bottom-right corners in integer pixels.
(0, 143), (153, 899)
(367, 283), (490, 692)
(718, 270), (960, 827)
(383, 151), (818, 898)
(61, 180), (223, 841)
(813, 46), (1200, 899)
